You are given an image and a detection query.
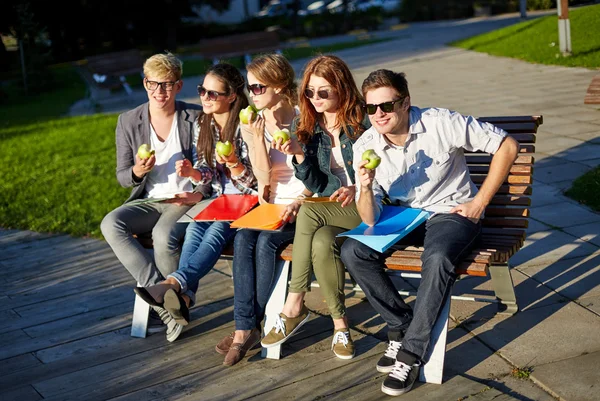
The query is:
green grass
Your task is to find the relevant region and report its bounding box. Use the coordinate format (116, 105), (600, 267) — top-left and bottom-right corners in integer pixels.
(565, 166), (600, 212)
(451, 4), (600, 69)
(0, 38), (388, 238)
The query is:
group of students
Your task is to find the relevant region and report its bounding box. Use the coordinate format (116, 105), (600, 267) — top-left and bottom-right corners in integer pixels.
(101, 51), (518, 397)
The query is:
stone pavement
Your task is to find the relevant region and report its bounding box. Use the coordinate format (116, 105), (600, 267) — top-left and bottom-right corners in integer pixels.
(64, 14), (600, 400)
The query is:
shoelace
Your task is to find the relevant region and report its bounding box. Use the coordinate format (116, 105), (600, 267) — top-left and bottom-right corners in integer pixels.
(384, 340), (402, 359)
(273, 315), (287, 336)
(389, 361), (412, 381)
(332, 331), (350, 349)
(153, 306), (179, 332)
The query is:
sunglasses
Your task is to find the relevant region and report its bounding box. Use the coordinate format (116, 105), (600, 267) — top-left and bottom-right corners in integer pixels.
(145, 79), (179, 91)
(197, 85), (228, 101)
(304, 88), (332, 100)
(364, 99), (404, 115)
(247, 83), (268, 95)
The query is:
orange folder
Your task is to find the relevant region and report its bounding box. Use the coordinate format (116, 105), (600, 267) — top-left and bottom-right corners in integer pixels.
(192, 194), (259, 222)
(230, 203), (289, 231)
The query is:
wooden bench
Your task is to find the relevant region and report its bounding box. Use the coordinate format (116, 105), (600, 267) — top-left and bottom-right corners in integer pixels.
(584, 74), (600, 104)
(194, 30), (282, 66)
(130, 115), (541, 383)
(75, 49), (144, 102)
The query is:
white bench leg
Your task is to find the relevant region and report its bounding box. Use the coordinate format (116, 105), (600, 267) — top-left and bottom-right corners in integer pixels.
(131, 282), (150, 338)
(419, 294), (451, 384)
(261, 259), (291, 359)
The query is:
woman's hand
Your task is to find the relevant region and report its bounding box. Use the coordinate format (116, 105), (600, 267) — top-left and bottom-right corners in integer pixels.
(280, 200), (302, 223)
(272, 135), (303, 156)
(164, 192), (204, 206)
(330, 185), (356, 208)
(248, 115), (265, 139)
(175, 158), (195, 178)
(215, 144), (238, 165)
(133, 153), (156, 179)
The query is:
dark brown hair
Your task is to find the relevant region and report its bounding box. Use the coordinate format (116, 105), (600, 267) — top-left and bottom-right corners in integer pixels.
(361, 69), (410, 100)
(197, 63), (249, 166)
(296, 55), (365, 144)
(247, 53), (297, 106)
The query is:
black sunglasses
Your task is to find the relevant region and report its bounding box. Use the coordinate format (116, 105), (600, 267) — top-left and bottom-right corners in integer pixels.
(364, 99), (403, 115)
(247, 83), (268, 95)
(304, 88), (332, 100)
(197, 85), (228, 101)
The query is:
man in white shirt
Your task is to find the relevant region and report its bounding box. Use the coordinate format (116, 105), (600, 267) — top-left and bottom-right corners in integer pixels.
(340, 69), (519, 396)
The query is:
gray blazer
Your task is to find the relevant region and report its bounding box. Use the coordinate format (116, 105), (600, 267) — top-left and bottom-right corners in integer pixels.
(115, 100), (203, 203)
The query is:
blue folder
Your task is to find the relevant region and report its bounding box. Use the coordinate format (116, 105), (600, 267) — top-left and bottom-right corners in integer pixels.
(338, 206), (431, 253)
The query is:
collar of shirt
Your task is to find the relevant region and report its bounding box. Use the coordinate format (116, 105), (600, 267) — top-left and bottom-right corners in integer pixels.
(370, 106), (427, 153)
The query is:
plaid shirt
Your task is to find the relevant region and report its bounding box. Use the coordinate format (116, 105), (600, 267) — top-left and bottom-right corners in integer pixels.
(191, 117), (257, 197)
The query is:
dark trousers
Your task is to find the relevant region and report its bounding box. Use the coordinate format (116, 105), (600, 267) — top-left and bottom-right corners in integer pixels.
(340, 213), (481, 362)
(232, 225), (296, 330)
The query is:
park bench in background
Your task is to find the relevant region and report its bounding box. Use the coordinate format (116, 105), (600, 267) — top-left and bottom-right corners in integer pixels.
(130, 115), (542, 384)
(584, 74), (600, 104)
(193, 30), (282, 65)
(75, 49), (144, 103)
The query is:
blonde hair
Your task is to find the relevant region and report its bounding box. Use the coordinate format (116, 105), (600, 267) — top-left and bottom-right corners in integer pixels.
(247, 53), (297, 106)
(143, 52), (183, 81)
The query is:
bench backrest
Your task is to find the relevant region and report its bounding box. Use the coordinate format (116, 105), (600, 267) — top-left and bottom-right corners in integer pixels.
(196, 31), (280, 58)
(85, 49), (144, 77)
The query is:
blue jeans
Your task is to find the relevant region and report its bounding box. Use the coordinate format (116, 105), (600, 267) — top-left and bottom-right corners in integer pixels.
(340, 213), (481, 362)
(169, 221), (237, 306)
(232, 225), (296, 330)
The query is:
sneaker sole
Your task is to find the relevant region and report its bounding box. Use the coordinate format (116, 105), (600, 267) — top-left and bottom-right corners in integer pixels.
(164, 290), (189, 326)
(376, 365), (395, 373)
(261, 312), (311, 348)
(381, 382), (414, 396)
(333, 351), (355, 360)
(166, 323), (183, 343)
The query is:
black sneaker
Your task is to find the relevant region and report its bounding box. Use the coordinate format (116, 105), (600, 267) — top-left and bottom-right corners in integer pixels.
(381, 360), (421, 396)
(376, 340), (402, 373)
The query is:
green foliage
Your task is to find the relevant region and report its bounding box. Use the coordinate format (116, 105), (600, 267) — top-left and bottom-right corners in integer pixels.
(565, 166), (600, 212)
(511, 366), (533, 380)
(451, 4), (600, 69)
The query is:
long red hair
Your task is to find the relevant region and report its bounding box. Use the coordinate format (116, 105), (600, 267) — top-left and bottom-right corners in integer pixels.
(296, 55), (365, 144)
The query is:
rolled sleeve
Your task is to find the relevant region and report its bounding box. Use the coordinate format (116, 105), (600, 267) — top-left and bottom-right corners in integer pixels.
(448, 111), (507, 155)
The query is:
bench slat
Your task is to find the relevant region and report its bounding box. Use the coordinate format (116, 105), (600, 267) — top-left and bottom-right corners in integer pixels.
(489, 195), (531, 206)
(479, 116), (543, 126)
(466, 154), (534, 165)
(482, 218), (529, 228)
(484, 206), (530, 217)
(492, 122), (538, 133)
(471, 175), (532, 185)
(469, 165), (532, 175)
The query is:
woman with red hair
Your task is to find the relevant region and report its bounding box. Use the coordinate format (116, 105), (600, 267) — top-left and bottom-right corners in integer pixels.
(261, 55), (369, 359)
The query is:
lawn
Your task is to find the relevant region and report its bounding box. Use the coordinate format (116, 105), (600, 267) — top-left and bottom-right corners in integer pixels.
(0, 38), (389, 239)
(565, 166), (600, 212)
(451, 4), (600, 69)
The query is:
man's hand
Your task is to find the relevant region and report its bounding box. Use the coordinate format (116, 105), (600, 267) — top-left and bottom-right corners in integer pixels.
(330, 185), (356, 208)
(450, 198), (486, 223)
(175, 158), (194, 177)
(164, 192), (204, 206)
(357, 160), (376, 190)
(133, 154), (156, 179)
(280, 200), (302, 223)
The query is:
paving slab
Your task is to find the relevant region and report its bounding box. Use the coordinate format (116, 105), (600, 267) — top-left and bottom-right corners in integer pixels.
(510, 229), (599, 269)
(529, 201), (600, 229)
(533, 135), (585, 155)
(464, 301), (600, 367)
(532, 350), (600, 401)
(532, 160), (592, 184)
(575, 294), (600, 315)
(530, 181), (567, 208)
(552, 142), (600, 162)
(543, 121), (600, 137)
(516, 251), (600, 302)
(526, 218), (554, 234)
(563, 222), (600, 248)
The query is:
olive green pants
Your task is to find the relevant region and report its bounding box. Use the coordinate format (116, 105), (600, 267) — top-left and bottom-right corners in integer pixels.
(288, 202), (362, 319)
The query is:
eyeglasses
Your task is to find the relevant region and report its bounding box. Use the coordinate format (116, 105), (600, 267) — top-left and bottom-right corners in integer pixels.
(304, 88), (332, 100)
(144, 79), (179, 91)
(247, 84), (268, 95)
(364, 99), (404, 115)
(197, 85), (228, 101)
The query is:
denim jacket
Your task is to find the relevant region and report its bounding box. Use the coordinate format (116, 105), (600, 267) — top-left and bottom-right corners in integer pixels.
(291, 117), (370, 197)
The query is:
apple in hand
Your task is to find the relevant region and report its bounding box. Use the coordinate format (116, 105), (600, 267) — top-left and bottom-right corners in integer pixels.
(272, 128), (290, 144)
(239, 105), (258, 124)
(216, 140), (234, 157)
(137, 144), (155, 159)
(362, 149), (381, 170)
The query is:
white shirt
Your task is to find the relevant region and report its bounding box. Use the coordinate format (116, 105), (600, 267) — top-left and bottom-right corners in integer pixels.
(145, 117), (193, 198)
(330, 145), (350, 187)
(353, 106), (507, 214)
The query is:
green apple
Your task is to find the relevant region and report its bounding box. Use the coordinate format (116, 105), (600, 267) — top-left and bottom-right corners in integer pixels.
(137, 144), (155, 159)
(361, 149), (381, 170)
(239, 105), (259, 124)
(216, 140), (234, 157)
(272, 128), (290, 144)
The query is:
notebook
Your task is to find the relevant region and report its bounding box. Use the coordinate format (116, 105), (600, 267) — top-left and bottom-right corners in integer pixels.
(192, 194), (259, 222)
(230, 203), (289, 231)
(338, 206), (431, 253)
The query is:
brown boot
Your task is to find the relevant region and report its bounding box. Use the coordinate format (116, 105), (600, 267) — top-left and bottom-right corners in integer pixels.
(223, 328), (261, 367)
(215, 332), (234, 355)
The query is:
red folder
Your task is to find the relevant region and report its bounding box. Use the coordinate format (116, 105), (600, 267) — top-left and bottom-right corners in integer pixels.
(192, 194), (259, 222)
